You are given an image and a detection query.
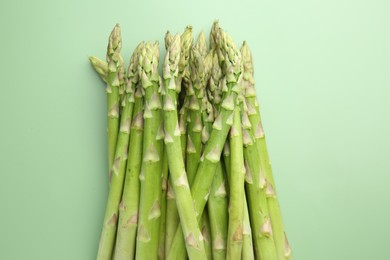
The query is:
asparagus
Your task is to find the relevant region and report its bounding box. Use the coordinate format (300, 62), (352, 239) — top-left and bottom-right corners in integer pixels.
(186, 32), (209, 185)
(135, 42), (164, 259)
(226, 105), (245, 259)
(89, 56), (108, 83)
(167, 28), (242, 260)
(201, 208), (213, 260)
(158, 150), (169, 260)
(241, 42), (291, 259)
(165, 28), (194, 257)
(96, 35), (136, 260)
(205, 53), (228, 260)
(242, 194), (255, 260)
(113, 43), (144, 260)
(207, 162), (228, 260)
(222, 140), (254, 260)
(162, 34), (207, 259)
(106, 24), (122, 174)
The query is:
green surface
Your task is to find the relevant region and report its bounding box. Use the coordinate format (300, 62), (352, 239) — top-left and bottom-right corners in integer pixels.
(0, 0), (389, 259)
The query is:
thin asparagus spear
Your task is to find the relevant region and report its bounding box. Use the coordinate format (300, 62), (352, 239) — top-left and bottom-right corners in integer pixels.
(241, 41), (291, 259)
(135, 42), (164, 259)
(158, 150), (169, 260)
(89, 56), (108, 83)
(167, 28), (242, 260)
(113, 42), (144, 260)
(106, 24), (122, 174)
(165, 28), (194, 257)
(96, 34), (135, 260)
(162, 34), (207, 259)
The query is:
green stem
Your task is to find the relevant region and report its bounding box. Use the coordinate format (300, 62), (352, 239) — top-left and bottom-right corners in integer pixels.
(136, 42), (164, 259)
(167, 29), (242, 260)
(226, 107), (245, 259)
(241, 42), (290, 259)
(114, 85), (144, 260)
(242, 194), (255, 260)
(207, 162), (228, 260)
(201, 209), (213, 260)
(105, 24), (122, 174)
(96, 53), (135, 260)
(224, 141), (254, 260)
(158, 149), (169, 260)
(163, 35), (207, 260)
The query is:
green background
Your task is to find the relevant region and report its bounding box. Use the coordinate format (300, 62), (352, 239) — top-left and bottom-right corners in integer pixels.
(1, 0), (389, 259)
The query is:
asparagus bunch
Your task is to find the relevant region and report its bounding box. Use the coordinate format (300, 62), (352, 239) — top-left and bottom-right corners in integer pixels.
(89, 22), (291, 260)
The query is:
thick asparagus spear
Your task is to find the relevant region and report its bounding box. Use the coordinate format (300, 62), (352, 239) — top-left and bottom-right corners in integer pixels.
(96, 32), (135, 260)
(226, 105), (245, 259)
(167, 28), (242, 260)
(106, 24), (122, 173)
(165, 28), (194, 257)
(162, 34), (207, 259)
(135, 42), (165, 259)
(241, 42), (291, 259)
(113, 43), (144, 260)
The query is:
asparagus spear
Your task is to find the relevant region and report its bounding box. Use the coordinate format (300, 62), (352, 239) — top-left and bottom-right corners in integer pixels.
(89, 56), (108, 83)
(96, 33), (136, 260)
(242, 194), (255, 260)
(241, 42), (291, 259)
(226, 104), (245, 259)
(206, 53), (228, 260)
(105, 24), (122, 174)
(135, 42), (164, 259)
(201, 208), (213, 260)
(167, 28), (242, 260)
(162, 34), (207, 259)
(165, 28), (194, 257)
(186, 32), (209, 185)
(158, 150), (169, 260)
(113, 42), (144, 260)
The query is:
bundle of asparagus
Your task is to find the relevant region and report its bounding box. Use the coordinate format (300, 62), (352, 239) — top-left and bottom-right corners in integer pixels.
(89, 22), (291, 260)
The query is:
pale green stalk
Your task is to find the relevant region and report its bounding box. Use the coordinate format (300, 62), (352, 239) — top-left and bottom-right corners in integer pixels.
(164, 28), (194, 257)
(205, 56), (228, 260)
(207, 162), (228, 260)
(226, 106), (245, 259)
(167, 29), (242, 260)
(201, 209), (213, 260)
(113, 43), (144, 260)
(158, 150), (169, 260)
(135, 42), (164, 259)
(223, 141), (254, 260)
(96, 30), (135, 260)
(242, 194), (255, 260)
(105, 24), (122, 174)
(241, 42), (291, 259)
(186, 32), (209, 186)
(163, 35), (207, 260)
(240, 85), (277, 259)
